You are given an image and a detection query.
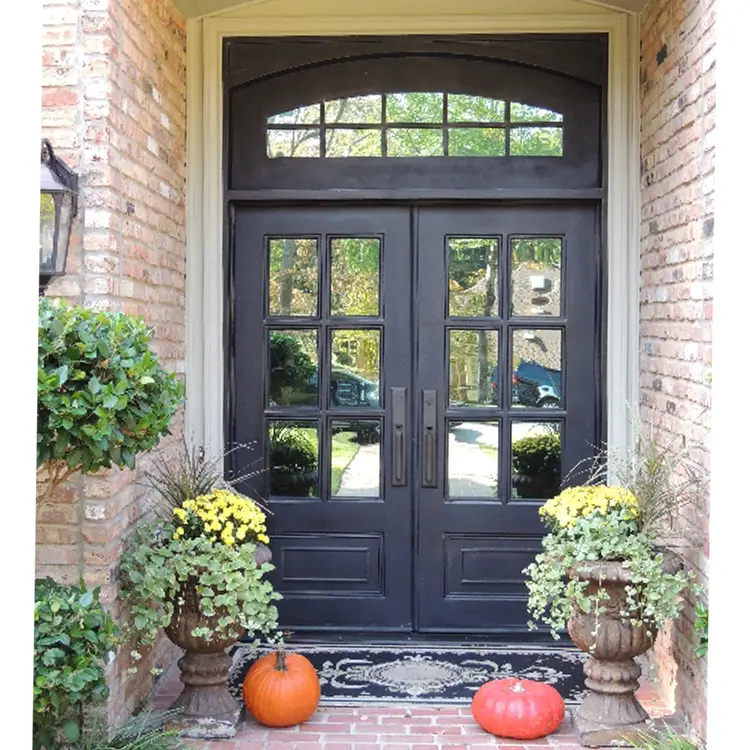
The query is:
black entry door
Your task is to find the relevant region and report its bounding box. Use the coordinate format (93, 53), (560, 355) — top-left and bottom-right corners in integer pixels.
(232, 205), (414, 632)
(414, 205), (599, 633)
(230, 202), (599, 634)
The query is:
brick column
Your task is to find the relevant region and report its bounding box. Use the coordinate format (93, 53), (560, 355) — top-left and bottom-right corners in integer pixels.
(639, 0), (714, 740)
(39, 0), (187, 726)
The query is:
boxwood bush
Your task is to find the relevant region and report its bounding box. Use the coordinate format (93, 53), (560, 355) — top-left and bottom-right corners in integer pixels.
(37, 299), (184, 495)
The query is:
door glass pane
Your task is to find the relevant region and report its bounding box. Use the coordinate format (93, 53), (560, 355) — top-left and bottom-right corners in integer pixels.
(330, 419), (381, 498)
(448, 238), (499, 317)
(447, 95), (505, 123)
(268, 330), (318, 406)
(511, 421), (562, 500)
(325, 95), (382, 124)
(448, 420), (499, 498)
(509, 127), (563, 157)
(387, 128), (443, 157)
(269, 105), (321, 125)
(331, 238), (380, 316)
(510, 103), (563, 122)
(449, 330), (498, 407)
(267, 130), (320, 158)
(448, 128), (506, 157)
(511, 238), (562, 317)
(268, 420), (319, 498)
(511, 329), (563, 409)
(330, 329), (381, 408)
(326, 129), (382, 158)
(268, 238), (318, 316)
(386, 92), (443, 123)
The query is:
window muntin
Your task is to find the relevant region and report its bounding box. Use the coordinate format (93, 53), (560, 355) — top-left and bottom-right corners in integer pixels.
(266, 93), (563, 158)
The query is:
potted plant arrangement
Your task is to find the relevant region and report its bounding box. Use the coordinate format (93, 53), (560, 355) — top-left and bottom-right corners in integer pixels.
(511, 431), (561, 499)
(524, 420), (705, 747)
(121, 458), (281, 739)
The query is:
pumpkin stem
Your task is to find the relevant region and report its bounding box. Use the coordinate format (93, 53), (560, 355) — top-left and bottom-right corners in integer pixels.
(274, 647), (288, 672)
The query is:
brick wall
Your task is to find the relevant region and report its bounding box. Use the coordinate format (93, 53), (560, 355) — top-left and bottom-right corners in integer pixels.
(639, 0), (714, 740)
(39, 0), (187, 727)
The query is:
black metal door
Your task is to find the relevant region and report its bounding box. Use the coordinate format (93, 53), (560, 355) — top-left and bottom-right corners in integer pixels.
(230, 202), (599, 635)
(231, 205), (414, 632)
(414, 204), (599, 633)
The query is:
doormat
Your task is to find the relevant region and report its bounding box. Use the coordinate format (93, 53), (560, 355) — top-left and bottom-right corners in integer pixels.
(228, 644), (587, 705)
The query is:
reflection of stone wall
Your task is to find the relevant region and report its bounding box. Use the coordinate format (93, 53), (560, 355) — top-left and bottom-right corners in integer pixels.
(512, 263), (562, 371)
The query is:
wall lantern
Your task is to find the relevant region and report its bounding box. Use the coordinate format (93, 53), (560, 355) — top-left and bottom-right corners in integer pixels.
(39, 139), (78, 295)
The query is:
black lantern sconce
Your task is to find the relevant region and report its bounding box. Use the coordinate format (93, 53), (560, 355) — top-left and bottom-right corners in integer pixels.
(40, 139), (78, 295)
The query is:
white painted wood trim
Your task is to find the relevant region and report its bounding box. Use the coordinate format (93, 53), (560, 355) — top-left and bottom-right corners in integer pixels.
(185, 17), (204, 450)
(186, 12), (640, 469)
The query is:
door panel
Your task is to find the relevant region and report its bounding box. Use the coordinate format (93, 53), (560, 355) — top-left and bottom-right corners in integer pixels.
(231, 206), (413, 631)
(414, 205), (599, 633)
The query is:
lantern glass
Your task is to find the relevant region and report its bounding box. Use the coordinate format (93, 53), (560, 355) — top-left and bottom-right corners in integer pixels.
(40, 192), (57, 270)
(55, 192), (73, 274)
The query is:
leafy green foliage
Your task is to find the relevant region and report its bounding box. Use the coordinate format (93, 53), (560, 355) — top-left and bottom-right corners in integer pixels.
(37, 299), (184, 493)
(34, 579), (119, 750)
(270, 424), (317, 475)
(120, 524), (280, 657)
(512, 433), (561, 475)
(524, 506), (697, 641)
(695, 602), (708, 658)
(268, 332), (316, 404)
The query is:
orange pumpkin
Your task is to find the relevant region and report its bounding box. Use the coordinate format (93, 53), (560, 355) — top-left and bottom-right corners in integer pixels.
(242, 648), (321, 727)
(472, 678), (565, 740)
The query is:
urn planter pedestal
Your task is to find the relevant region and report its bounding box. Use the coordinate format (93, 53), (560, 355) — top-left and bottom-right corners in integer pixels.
(567, 554), (680, 747)
(164, 543), (273, 739)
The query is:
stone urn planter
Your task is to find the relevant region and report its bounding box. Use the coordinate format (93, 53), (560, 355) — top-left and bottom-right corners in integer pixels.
(165, 543), (272, 739)
(567, 552), (681, 747)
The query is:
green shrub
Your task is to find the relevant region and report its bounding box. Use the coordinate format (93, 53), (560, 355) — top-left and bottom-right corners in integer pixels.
(512, 432), (561, 475)
(270, 425), (317, 474)
(695, 602), (708, 658)
(268, 332), (316, 404)
(34, 579), (119, 749)
(37, 299), (184, 496)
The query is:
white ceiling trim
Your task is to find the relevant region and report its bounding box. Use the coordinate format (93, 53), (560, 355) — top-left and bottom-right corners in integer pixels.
(174, 0), (646, 20)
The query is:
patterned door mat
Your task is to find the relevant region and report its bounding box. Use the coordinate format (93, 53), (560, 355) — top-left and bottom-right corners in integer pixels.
(229, 644), (587, 705)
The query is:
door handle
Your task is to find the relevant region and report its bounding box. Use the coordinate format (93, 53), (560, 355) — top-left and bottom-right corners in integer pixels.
(391, 387), (407, 486)
(422, 390), (437, 487)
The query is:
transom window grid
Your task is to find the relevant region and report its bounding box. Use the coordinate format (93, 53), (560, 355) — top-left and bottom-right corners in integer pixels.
(267, 94), (563, 159)
(442, 233), (567, 503)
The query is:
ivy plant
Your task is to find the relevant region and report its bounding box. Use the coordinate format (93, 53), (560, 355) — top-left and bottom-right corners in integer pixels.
(37, 299), (184, 496)
(120, 489), (281, 659)
(524, 486), (698, 643)
(34, 578), (119, 750)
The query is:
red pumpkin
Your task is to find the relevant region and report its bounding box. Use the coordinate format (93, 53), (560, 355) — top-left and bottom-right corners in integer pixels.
(242, 648), (320, 727)
(472, 678), (565, 740)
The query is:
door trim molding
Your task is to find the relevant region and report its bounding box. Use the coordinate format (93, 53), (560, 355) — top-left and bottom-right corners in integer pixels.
(186, 10), (640, 476)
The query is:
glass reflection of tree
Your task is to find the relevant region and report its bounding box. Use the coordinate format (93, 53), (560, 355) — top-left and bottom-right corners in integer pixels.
(449, 239), (498, 405)
(331, 238), (379, 316)
(269, 239), (317, 316)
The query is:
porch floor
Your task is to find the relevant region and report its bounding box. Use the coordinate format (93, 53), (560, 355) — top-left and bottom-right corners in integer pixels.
(150, 660), (676, 750)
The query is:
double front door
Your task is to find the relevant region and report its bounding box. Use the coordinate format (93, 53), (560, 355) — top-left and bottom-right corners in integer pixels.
(231, 203), (598, 635)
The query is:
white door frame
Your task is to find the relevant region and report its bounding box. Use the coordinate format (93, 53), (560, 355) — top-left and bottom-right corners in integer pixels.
(185, 10), (641, 472)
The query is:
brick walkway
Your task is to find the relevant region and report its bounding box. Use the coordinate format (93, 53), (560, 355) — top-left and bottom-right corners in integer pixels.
(150, 660), (673, 750)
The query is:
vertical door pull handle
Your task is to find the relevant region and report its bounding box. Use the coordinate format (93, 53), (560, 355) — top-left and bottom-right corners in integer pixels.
(391, 387), (407, 486)
(422, 390), (437, 488)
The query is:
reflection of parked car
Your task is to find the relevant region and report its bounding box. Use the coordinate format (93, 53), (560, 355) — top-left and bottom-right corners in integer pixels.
(308, 367), (379, 407)
(513, 361), (562, 408)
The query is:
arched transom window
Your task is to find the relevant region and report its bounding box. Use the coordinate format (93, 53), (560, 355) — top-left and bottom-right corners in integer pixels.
(267, 93), (563, 159)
